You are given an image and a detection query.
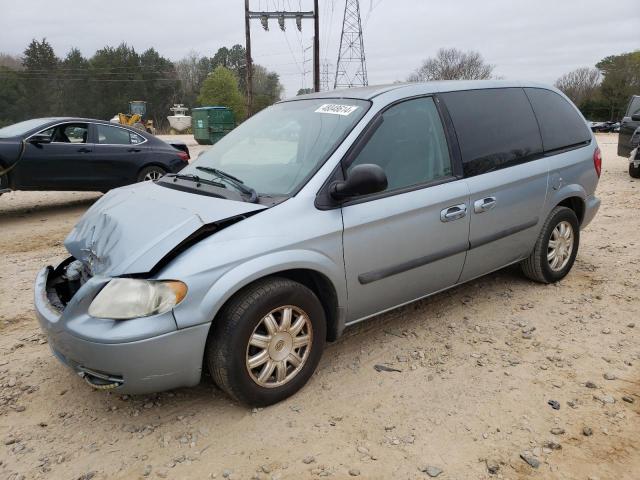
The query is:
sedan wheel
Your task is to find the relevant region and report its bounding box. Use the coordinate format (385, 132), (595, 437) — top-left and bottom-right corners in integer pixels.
(137, 166), (166, 183)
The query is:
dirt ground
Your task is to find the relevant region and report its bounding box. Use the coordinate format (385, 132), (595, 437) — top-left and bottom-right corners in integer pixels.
(0, 133), (637, 480)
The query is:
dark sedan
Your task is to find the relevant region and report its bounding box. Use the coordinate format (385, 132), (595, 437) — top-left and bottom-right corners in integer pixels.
(0, 118), (190, 195)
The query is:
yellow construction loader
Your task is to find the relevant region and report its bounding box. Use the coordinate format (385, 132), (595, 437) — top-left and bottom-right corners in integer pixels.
(113, 101), (155, 134)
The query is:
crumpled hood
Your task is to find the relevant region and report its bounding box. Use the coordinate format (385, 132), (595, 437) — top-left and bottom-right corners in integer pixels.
(65, 182), (266, 276)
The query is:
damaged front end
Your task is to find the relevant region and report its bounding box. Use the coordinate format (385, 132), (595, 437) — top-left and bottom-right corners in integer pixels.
(35, 181), (266, 394)
(45, 257), (92, 311)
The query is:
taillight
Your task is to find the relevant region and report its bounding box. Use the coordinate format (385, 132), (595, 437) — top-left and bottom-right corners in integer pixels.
(593, 147), (602, 177)
(177, 151), (189, 162)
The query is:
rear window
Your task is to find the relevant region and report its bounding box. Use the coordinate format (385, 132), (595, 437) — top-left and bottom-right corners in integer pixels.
(441, 88), (543, 177)
(524, 88), (591, 152)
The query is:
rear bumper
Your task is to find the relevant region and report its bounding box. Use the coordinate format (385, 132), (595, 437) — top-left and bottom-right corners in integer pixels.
(34, 266), (209, 394)
(581, 194), (601, 229)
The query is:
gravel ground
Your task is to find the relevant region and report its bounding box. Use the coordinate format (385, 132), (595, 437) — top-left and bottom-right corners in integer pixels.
(0, 133), (638, 480)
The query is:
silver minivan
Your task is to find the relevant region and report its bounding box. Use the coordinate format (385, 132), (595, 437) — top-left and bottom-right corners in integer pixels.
(35, 81), (601, 406)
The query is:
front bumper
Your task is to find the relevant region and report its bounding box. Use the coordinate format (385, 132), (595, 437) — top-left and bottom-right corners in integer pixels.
(34, 266), (210, 394)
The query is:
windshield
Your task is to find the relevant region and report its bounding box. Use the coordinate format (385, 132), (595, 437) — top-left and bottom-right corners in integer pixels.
(183, 99), (369, 196)
(0, 118), (59, 139)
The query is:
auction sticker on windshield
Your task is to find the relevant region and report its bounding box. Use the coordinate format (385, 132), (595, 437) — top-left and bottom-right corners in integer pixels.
(315, 104), (360, 116)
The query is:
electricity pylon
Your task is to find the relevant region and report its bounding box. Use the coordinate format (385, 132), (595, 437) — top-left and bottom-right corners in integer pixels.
(334, 0), (368, 89)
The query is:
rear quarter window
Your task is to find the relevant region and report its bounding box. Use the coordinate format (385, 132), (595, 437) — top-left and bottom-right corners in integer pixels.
(440, 88), (543, 177)
(524, 88), (591, 152)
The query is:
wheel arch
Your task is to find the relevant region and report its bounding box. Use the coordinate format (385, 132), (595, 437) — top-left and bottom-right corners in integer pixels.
(189, 251), (347, 347)
(546, 184), (587, 226)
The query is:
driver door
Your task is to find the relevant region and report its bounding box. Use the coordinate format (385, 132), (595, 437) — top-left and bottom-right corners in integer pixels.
(341, 97), (470, 322)
(17, 122), (92, 190)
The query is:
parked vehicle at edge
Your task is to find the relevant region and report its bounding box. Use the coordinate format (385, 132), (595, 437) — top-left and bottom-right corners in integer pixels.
(0, 118), (190, 196)
(34, 81), (601, 406)
(628, 127), (640, 178)
(618, 95), (640, 157)
(589, 120), (620, 133)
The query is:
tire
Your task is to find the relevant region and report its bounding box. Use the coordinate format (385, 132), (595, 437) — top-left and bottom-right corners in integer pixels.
(521, 206), (580, 283)
(137, 166), (167, 183)
(630, 163), (640, 178)
(206, 277), (326, 406)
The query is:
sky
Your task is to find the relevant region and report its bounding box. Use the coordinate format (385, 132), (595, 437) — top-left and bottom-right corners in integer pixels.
(1, 0), (638, 98)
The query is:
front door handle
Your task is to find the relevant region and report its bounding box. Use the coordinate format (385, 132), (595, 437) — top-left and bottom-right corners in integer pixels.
(77, 147), (92, 153)
(128, 148), (141, 153)
(440, 203), (467, 222)
(473, 196), (497, 213)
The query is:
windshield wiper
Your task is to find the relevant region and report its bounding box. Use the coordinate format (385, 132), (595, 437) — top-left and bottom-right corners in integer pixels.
(195, 166), (258, 203)
(164, 173), (226, 189)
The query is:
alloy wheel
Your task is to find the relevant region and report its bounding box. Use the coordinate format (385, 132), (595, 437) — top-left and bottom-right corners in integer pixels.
(547, 220), (574, 272)
(245, 305), (313, 388)
(144, 170), (164, 181)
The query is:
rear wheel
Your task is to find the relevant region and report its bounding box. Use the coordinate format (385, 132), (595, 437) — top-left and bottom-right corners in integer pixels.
(630, 162), (640, 178)
(137, 166), (167, 183)
(206, 277), (326, 406)
(521, 206), (580, 283)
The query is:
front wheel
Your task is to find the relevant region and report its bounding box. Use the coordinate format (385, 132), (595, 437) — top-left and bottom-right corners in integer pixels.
(521, 206), (580, 283)
(206, 277), (326, 406)
(630, 162), (640, 178)
(137, 166), (167, 183)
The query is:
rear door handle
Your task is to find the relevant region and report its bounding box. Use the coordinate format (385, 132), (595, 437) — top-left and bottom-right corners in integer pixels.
(128, 148), (141, 152)
(473, 196), (497, 213)
(440, 203), (467, 222)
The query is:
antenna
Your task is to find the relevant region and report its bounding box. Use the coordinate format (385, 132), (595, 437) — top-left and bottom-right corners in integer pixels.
(334, 0), (368, 89)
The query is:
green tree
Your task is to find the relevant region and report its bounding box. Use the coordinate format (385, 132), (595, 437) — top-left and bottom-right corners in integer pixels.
(139, 47), (180, 128)
(197, 66), (246, 120)
(596, 51), (640, 120)
(211, 44), (247, 91)
(0, 67), (26, 126)
(252, 65), (283, 113)
(59, 48), (91, 117)
(297, 88), (313, 96)
(22, 38), (59, 117)
(89, 43), (142, 121)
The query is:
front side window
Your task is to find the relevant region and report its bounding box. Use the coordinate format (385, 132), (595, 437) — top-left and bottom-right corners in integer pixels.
(39, 123), (88, 143)
(183, 98), (369, 196)
(441, 88), (543, 177)
(96, 124), (142, 145)
(348, 97), (452, 192)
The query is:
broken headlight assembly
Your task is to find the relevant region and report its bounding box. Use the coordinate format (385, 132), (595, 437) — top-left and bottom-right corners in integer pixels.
(88, 279), (187, 320)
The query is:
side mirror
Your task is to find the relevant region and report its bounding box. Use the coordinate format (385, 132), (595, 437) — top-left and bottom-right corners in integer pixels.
(29, 134), (52, 144)
(330, 164), (388, 200)
(631, 113), (640, 121)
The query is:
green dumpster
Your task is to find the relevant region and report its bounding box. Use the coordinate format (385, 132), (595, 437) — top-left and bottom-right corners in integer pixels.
(192, 107), (235, 145)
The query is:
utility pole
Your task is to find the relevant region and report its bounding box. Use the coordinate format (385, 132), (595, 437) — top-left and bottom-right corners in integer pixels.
(313, 0), (320, 92)
(244, 0), (253, 117)
(245, 1), (320, 110)
(334, 0), (368, 89)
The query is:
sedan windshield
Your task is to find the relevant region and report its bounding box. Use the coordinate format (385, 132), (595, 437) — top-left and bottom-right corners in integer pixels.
(0, 118), (61, 138)
(183, 99), (369, 196)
